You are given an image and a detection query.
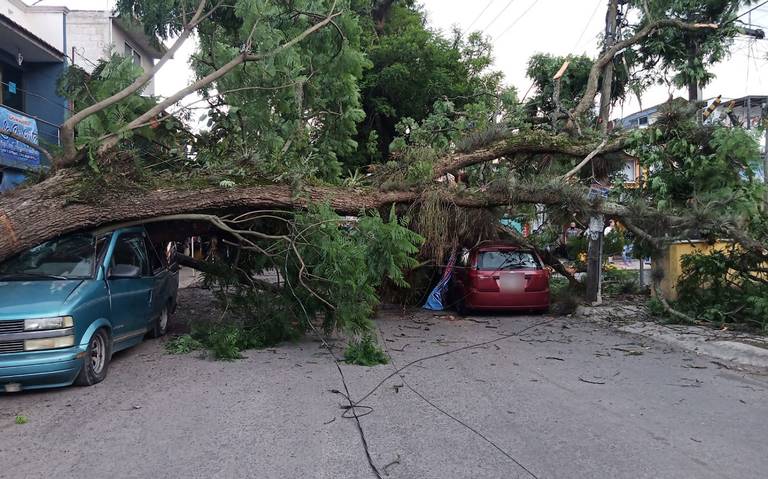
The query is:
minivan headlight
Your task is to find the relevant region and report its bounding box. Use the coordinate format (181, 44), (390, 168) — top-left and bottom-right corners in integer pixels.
(24, 335), (75, 351)
(24, 316), (74, 331)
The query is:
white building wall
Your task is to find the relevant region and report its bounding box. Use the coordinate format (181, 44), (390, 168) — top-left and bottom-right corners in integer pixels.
(65, 10), (111, 72)
(3, 0), (66, 52)
(110, 23), (155, 95)
(66, 10), (156, 96)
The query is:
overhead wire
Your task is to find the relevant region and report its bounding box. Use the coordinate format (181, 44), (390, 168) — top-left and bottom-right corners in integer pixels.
(466, 0), (497, 33)
(729, 0), (768, 24)
(572, 0), (604, 53)
(482, 0), (518, 33)
(494, 0), (539, 40)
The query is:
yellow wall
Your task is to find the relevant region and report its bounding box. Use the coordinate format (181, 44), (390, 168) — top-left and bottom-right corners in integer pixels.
(658, 240), (733, 300)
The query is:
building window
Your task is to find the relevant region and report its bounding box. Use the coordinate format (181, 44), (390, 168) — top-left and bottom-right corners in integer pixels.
(638, 116), (649, 126)
(0, 63), (24, 112)
(124, 42), (141, 66)
(622, 159), (639, 185)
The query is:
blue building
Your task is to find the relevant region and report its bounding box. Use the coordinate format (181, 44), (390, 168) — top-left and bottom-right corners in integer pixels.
(0, 1), (69, 191)
(0, 1), (163, 192)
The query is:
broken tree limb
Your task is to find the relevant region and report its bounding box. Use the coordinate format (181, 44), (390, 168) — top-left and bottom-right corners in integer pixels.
(569, 19), (719, 125)
(562, 138), (608, 180)
(0, 170), (635, 262)
(651, 280), (697, 323)
(58, 0), (212, 166)
(433, 131), (627, 177)
(96, 7), (343, 156)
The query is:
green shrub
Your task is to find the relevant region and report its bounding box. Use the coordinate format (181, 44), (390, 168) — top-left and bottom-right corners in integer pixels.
(676, 250), (768, 331)
(15, 415), (28, 425)
(603, 268), (641, 296)
(344, 335), (389, 366)
(165, 335), (204, 354)
(647, 297), (666, 317)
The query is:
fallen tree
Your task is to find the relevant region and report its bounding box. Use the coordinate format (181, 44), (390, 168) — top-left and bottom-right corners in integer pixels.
(0, 165), (633, 262)
(1, 0), (764, 330)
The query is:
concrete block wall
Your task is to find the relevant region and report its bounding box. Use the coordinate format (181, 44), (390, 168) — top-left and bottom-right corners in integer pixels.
(66, 11), (112, 74)
(66, 11), (156, 96)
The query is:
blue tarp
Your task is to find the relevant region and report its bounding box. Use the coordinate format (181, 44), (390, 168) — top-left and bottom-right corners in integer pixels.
(423, 249), (457, 311)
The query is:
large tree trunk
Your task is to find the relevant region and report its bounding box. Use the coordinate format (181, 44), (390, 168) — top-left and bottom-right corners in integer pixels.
(0, 171), (410, 261)
(0, 170), (632, 262)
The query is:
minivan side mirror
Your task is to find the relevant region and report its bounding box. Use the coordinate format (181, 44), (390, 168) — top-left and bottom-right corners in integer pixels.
(109, 264), (141, 279)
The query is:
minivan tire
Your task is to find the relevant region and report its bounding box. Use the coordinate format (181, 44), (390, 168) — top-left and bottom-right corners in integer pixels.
(149, 305), (169, 338)
(75, 328), (111, 386)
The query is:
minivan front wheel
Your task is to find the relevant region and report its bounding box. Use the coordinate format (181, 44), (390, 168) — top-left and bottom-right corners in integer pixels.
(75, 328), (111, 386)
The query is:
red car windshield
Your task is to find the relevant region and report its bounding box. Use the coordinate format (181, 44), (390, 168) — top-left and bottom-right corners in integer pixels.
(477, 250), (539, 270)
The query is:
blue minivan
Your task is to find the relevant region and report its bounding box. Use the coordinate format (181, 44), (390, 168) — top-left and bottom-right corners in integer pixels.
(0, 226), (178, 392)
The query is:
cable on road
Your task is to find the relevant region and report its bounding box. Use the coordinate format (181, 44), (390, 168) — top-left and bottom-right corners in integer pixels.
(282, 253), (384, 479)
(379, 325), (541, 479)
(353, 318), (553, 407)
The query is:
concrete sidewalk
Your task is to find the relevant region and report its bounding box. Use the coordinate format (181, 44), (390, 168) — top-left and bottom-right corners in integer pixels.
(577, 303), (768, 370)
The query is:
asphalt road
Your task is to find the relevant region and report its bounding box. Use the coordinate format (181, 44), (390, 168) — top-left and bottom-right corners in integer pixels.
(2, 289), (767, 479)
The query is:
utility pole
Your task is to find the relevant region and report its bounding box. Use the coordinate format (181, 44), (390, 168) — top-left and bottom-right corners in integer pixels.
(763, 102), (768, 210)
(585, 0), (619, 304)
(764, 126), (768, 210)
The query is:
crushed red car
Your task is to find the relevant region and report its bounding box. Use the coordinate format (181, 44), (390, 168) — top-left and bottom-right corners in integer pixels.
(450, 242), (550, 313)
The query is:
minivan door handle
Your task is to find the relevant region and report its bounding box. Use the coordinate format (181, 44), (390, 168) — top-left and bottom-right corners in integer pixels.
(148, 290), (153, 305)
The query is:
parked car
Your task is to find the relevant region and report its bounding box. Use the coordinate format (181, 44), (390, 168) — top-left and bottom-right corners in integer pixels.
(0, 226), (179, 392)
(450, 242), (550, 313)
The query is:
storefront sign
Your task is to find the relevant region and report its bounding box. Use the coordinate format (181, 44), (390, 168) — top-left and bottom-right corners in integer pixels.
(0, 106), (40, 170)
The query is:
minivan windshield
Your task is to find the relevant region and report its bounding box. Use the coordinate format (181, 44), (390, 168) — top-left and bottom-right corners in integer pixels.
(0, 234), (98, 280)
(478, 250), (539, 270)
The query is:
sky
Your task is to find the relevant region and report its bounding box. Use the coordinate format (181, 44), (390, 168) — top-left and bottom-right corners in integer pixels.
(28, 0), (768, 119)
(421, 0), (768, 116)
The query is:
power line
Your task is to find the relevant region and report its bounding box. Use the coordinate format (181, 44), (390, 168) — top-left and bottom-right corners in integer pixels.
(495, 0), (538, 40)
(572, 0), (604, 52)
(732, 0), (768, 23)
(379, 328), (540, 479)
(466, 0), (496, 33)
(281, 252), (384, 479)
(482, 0), (517, 32)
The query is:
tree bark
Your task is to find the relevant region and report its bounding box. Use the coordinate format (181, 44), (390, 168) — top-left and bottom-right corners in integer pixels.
(0, 170), (630, 262)
(434, 132), (626, 177)
(568, 19), (718, 125)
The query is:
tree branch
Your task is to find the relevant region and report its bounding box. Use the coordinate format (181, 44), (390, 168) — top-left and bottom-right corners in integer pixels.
(433, 131), (627, 177)
(58, 0), (210, 166)
(95, 8), (342, 156)
(562, 138), (608, 179)
(569, 19), (719, 123)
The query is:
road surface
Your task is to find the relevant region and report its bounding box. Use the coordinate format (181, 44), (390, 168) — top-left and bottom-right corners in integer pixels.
(2, 289), (767, 478)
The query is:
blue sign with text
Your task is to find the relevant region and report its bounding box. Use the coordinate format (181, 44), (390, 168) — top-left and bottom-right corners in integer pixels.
(0, 106), (40, 171)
